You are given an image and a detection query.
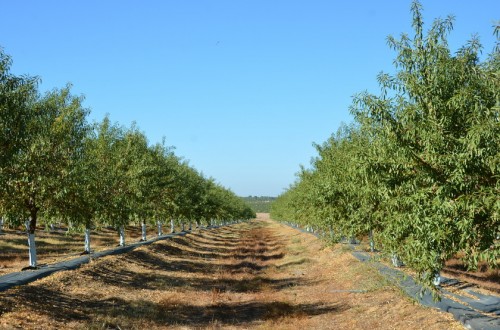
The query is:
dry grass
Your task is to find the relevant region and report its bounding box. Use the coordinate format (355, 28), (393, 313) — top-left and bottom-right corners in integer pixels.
(442, 258), (500, 295)
(0, 224), (186, 275)
(355, 234), (500, 295)
(0, 214), (464, 329)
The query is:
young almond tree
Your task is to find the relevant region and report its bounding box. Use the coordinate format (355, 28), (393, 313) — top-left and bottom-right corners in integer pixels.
(352, 1), (499, 289)
(174, 163), (206, 229)
(120, 126), (151, 241)
(96, 121), (163, 246)
(2, 83), (89, 268)
(92, 117), (134, 246)
(120, 127), (178, 242)
(272, 2), (499, 295)
(52, 124), (104, 254)
(147, 141), (178, 237)
(0, 48), (38, 230)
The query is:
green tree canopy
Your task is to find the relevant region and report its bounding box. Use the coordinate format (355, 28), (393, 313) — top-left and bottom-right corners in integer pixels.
(272, 1), (499, 292)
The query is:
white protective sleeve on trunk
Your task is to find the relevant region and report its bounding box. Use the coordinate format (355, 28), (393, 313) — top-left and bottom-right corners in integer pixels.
(391, 253), (403, 267)
(433, 272), (441, 286)
(369, 230), (375, 252)
(141, 223), (147, 241)
(84, 228), (91, 253)
(119, 226), (125, 246)
(28, 233), (37, 268)
(157, 220), (162, 236)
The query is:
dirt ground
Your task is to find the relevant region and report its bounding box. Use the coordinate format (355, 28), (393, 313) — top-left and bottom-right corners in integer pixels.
(354, 235), (499, 295)
(0, 223), (184, 276)
(0, 213), (465, 329)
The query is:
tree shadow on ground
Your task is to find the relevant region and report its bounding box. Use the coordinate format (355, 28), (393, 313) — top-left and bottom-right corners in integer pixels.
(170, 236), (238, 254)
(0, 238), (29, 249)
(150, 237), (284, 266)
(190, 235), (243, 246)
(0, 285), (344, 327)
(147, 241), (228, 259)
(234, 246), (283, 255)
(442, 267), (500, 293)
(0, 246), (28, 259)
(188, 234), (242, 246)
(150, 300), (346, 327)
(187, 237), (241, 248)
(80, 259), (307, 293)
(124, 249), (266, 274)
(232, 252), (285, 261)
(237, 239), (283, 249)
(188, 234), (284, 253)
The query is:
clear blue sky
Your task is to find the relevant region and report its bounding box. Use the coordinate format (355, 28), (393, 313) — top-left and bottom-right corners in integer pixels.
(1, 1), (498, 196)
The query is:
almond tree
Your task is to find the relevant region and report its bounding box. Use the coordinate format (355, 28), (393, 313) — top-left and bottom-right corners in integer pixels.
(146, 141), (179, 237)
(91, 117), (136, 246)
(272, 1), (499, 294)
(352, 1), (499, 289)
(53, 122), (108, 254)
(0, 48), (38, 228)
(120, 126), (151, 241)
(2, 83), (89, 268)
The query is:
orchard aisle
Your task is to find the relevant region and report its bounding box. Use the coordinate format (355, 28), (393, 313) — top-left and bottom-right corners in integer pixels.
(0, 214), (462, 329)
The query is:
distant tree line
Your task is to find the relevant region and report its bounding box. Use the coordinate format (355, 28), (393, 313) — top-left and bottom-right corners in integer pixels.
(241, 196), (276, 213)
(271, 1), (499, 293)
(0, 47), (255, 268)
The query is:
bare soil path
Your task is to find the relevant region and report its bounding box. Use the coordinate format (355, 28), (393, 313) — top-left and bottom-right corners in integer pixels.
(0, 214), (463, 329)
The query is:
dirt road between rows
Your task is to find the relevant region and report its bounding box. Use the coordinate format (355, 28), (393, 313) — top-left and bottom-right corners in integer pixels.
(0, 214), (462, 329)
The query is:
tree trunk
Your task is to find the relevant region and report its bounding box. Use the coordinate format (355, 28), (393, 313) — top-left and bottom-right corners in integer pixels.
(188, 222), (192, 231)
(181, 222), (185, 232)
(433, 272), (441, 286)
(25, 216), (37, 268)
(141, 221), (147, 241)
(119, 226), (125, 246)
(170, 219), (175, 233)
(369, 230), (375, 252)
(26, 206), (38, 268)
(0, 217), (3, 233)
(391, 253), (403, 267)
(84, 227), (91, 253)
(157, 220), (162, 236)
(433, 254), (441, 286)
(28, 231), (37, 268)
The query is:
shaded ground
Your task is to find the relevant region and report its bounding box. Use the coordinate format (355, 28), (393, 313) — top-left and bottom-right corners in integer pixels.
(0, 223), (187, 276)
(0, 214), (463, 329)
(353, 234), (500, 295)
(442, 258), (500, 295)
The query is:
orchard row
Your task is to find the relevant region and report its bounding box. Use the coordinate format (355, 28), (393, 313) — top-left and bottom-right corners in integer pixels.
(271, 2), (499, 293)
(0, 48), (254, 268)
